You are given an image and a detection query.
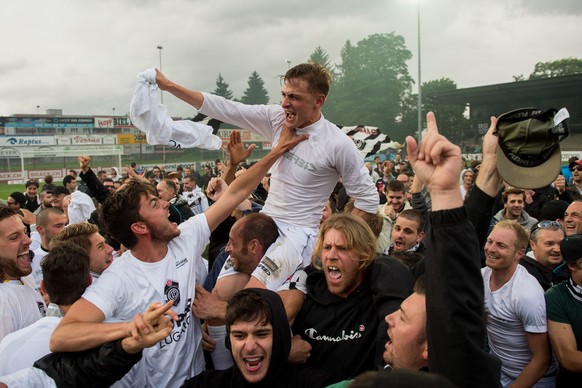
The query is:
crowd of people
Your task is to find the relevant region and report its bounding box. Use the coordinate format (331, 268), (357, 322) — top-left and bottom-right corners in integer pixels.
(0, 62), (581, 388)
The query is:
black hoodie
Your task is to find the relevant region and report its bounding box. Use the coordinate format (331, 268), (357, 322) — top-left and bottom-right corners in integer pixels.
(182, 288), (330, 388)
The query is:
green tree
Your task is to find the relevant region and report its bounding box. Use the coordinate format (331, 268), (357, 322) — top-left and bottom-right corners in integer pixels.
(400, 78), (468, 142)
(240, 71), (269, 104)
(324, 33), (413, 135)
(308, 45), (336, 79)
(528, 57), (582, 79)
(212, 73), (234, 100)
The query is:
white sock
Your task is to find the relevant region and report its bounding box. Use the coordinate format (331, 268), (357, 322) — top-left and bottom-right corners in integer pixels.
(208, 324), (233, 370)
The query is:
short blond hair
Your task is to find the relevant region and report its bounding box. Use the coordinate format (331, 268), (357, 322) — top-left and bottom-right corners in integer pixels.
(492, 220), (529, 250)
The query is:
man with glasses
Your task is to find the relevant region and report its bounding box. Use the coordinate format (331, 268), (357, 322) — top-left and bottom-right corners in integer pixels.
(569, 160), (582, 195)
(520, 221), (567, 291)
(545, 234), (582, 386)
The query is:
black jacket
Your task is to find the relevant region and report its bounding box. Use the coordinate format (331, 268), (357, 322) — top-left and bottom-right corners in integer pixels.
(519, 255), (568, 291)
(292, 256), (414, 383)
(35, 339), (141, 388)
(425, 206), (501, 387)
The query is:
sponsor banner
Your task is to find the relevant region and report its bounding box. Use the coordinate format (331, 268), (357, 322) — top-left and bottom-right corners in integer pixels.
(95, 117), (114, 128)
(217, 129), (257, 141)
(114, 117), (132, 126)
(28, 169), (63, 179)
(56, 135), (117, 146)
(0, 171), (25, 180)
(0, 148), (19, 157)
(0, 136), (56, 146)
(117, 133), (147, 144)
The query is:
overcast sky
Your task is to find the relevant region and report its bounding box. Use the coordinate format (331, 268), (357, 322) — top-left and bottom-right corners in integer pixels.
(1, 0), (580, 119)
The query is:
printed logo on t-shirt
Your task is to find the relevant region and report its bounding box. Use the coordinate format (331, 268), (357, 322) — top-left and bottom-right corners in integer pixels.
(257, 256), (279, 276)
(175, 257), (188, 269)
(165, 279), (181, 306)
(37, 301), (46, 317)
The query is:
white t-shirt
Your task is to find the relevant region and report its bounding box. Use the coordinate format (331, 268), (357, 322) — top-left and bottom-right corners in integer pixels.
(82, 214), (210, 388)
(0, 277), (45, 342)
(0, 367), (56, 388)
(200, 93), (379, 228)
(482, 265), (555, 381)
(31, 247), (49, 291)
(0, 304), (61, 375)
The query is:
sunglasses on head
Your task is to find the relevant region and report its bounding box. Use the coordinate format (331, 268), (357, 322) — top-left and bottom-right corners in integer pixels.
(530, 220), (562, 234)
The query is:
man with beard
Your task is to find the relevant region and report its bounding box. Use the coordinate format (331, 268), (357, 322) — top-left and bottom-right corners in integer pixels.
(49, 126), (308, 387)
(290, 213), (414, 383)
(491, 188), (538, 231)
(377, 180), (411, 253)
(383, 209), (425, 257)
(0, 207), (45, 341)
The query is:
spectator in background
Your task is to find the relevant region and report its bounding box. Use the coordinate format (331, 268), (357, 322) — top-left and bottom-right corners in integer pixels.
(564, 200), (582, 236)
(568, 159), (582, 197)
(182, 174), (209, 216)
(41, 175), (57, 193)
(23, 180), (41, 213)
(96, 170), (107, 181)
(491, 188), (538, 231)
(63, 175), (95, 225)
(152, 165), (163, 183)
(157, 178), (194, 224)
(102, 178), (116, 194)
(50, 187), (69, 211)
(459, 168), (474, 201)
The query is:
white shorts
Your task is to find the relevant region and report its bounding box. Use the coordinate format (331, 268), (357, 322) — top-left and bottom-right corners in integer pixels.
(218, 220), (317, 290)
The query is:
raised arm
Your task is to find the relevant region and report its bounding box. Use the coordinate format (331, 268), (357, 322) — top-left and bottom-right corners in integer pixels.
(408, 112), (501, 387)
(155, 69), (205, 110)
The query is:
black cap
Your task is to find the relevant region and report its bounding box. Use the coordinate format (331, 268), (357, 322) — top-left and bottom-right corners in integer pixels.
(52, 186), (70, 196)
(9, 192), (27, 207)
(25, 179), (39, 188)
(561, 234), (582, 263)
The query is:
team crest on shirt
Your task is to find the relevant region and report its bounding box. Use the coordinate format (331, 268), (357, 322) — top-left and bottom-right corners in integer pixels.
(165, 279), (181, 306)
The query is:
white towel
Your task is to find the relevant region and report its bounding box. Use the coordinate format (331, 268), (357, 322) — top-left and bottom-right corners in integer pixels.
(68, 191), (96, 225)
(129, 69), (222, 150)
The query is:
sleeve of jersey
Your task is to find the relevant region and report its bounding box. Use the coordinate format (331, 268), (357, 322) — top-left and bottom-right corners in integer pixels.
(545, 286), (568, 323)
(199, 92), (281, 142)
(335, 139), (379, 214)
(519, 283), (548, 333)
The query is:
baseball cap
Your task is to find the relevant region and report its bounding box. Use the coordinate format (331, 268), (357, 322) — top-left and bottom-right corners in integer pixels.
(560, 234), (582, 263)
(569, 159), (582, 170)
(494, 107), (569, 189)
(25, 179), (39, 188)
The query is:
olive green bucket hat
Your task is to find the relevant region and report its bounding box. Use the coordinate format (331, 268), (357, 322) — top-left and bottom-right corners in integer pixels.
(494, 107), (569, 189)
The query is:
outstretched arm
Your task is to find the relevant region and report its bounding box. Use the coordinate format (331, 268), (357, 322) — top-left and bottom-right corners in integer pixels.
(155, 69), (205, 110)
